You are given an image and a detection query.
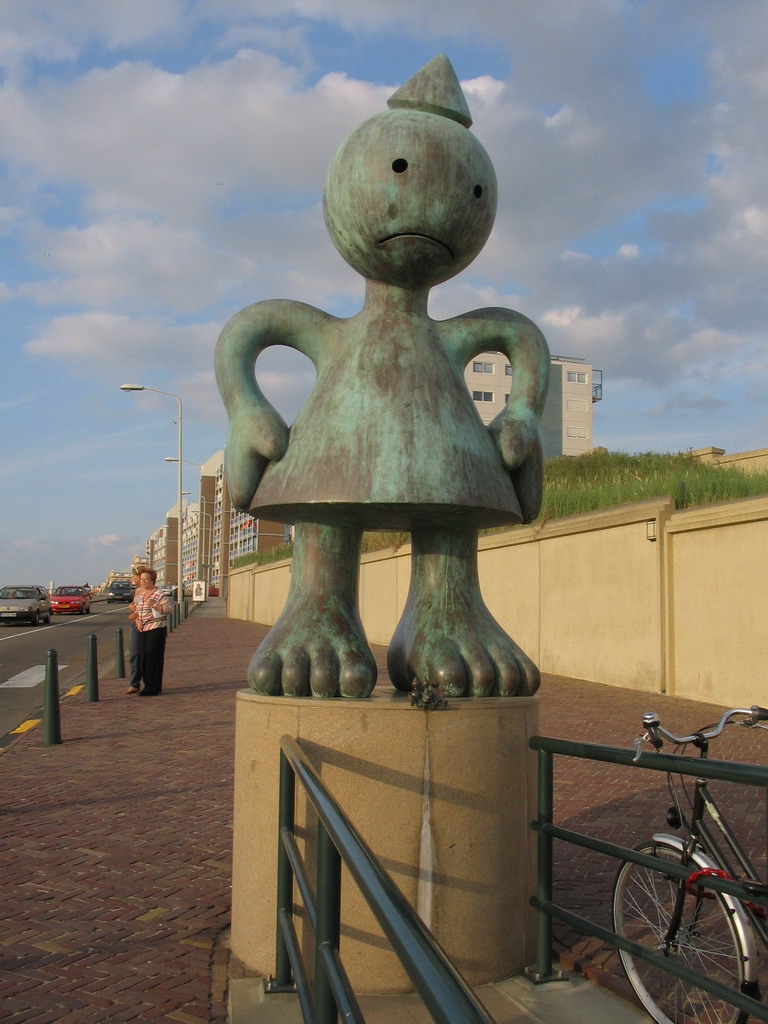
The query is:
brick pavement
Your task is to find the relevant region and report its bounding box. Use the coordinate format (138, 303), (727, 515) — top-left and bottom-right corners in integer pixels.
(1, 602), (766, 1021)
(0, 605), (272, 1024)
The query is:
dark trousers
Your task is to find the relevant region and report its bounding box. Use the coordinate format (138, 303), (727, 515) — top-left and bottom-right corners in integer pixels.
(129, 625), (141, 687)
(137, 627), (167, 695)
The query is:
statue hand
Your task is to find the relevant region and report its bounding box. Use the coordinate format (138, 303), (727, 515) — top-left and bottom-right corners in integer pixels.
(225, 404), (289, 510)
(490, 407), (544, 524)
(490, 405), (539, 470)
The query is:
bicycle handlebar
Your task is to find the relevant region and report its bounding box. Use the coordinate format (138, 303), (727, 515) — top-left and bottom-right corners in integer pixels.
(633, 705), (768, 761)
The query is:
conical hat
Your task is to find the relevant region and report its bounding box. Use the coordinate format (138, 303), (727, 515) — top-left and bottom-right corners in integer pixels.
(387, 54), (472, 128)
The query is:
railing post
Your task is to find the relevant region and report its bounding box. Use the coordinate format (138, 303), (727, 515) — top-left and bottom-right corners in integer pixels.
(115, 628), (125, 678)
(274, 749), (295, 988)
(167, 608), (174, 634)
(85, 634), (99, 702)
(314, 823), (341, 1024)
(42, 648), (62, 746)
(526, 748), (564, 983)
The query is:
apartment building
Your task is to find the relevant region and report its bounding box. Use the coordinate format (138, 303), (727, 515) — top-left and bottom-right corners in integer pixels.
(142, 451), (286, 597)
(464, 353), (603, 457)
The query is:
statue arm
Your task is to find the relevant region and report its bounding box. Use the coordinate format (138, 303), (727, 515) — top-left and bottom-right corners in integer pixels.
(450, 309), (551, 522)
(214, 300), (326, 510)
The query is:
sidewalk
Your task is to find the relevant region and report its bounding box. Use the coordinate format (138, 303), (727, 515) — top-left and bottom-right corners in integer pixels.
(1, 601), (764, 1022)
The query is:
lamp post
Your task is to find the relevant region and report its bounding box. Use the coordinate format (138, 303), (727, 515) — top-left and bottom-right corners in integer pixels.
(120, 384), (183, 601)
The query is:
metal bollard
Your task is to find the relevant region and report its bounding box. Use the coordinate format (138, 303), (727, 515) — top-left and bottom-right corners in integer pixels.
(167, 609), (174, 634)
(42, 648), (62, 745)
(115, 627), (126, 678)
(85, 633), (99, 702)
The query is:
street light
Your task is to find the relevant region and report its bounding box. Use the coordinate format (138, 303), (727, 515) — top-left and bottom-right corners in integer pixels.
(120, 384), (183, 600)
(165, 458), (209, 524)
(164, 458), (207, 514)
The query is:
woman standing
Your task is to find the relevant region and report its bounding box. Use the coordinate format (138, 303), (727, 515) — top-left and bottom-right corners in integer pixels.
(130, 569), (174, 696)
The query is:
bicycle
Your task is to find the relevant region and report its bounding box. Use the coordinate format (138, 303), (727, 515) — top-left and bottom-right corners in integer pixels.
(611, 705), (768, 1024)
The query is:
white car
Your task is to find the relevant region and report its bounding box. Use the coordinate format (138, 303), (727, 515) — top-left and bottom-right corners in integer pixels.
(0, 585), (52, 625)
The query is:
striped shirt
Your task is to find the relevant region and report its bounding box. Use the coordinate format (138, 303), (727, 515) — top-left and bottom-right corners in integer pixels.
(132, 587), (173, 632)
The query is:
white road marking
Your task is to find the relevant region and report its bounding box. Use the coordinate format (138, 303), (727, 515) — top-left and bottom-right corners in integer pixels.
(0, 624), (57, 642)
(0, 665), (69, 687)
(0, 613), (104, 643)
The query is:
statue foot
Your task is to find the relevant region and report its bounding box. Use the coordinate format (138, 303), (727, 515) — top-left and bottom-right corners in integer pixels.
(388, 607), (539, 698)
(248, 600), (377, 698)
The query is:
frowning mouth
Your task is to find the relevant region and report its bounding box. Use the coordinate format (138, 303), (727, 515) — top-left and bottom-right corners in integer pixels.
(378, 232), (454, 260)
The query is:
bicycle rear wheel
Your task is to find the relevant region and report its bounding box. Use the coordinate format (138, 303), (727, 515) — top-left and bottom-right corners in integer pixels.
(612, 839), (752, 1024)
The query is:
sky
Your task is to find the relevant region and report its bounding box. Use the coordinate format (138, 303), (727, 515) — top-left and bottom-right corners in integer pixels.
(2, 0), (768, 586)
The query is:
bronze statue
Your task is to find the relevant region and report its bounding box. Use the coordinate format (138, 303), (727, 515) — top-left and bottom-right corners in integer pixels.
(216, 55), (550, 699)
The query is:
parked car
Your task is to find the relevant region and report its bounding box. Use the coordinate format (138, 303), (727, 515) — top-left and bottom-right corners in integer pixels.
(157, 584), (178, 600)
(106, 580), (134, 603)
(51, 585), (91, 615)
(0, 585), (52, 625)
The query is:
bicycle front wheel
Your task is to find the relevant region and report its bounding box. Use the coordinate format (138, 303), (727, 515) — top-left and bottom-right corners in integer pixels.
(612, 840), (751, 1024)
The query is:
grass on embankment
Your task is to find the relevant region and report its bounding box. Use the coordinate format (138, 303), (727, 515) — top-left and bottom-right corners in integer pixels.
(233, 450), (768, 567)
(538, 449), (768, 521)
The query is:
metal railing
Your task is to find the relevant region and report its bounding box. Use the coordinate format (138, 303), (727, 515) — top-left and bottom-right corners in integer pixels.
(270, 735), (494, 1024)
(528, 735), (768, 1021)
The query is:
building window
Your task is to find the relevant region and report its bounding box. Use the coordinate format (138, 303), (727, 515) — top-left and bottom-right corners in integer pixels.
(567, 371), (588, 384)
(504, 365), (513, 376)
(504, 393), (509, 405)
(472, 361), (494, 374)
(567, 426), (588, 438)
(472, 391), (494, 403)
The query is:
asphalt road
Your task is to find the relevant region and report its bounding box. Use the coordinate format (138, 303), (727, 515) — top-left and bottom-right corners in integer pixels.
(0, 598), (133, 737)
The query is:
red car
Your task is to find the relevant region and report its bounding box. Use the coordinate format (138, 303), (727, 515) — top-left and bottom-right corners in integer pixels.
(51, 586), (91, 615)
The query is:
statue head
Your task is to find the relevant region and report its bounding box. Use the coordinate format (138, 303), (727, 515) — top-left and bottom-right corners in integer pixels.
(323, 55), (498, 289)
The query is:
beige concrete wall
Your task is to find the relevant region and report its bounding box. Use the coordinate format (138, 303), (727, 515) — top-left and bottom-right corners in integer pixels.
(692, 445), (768, 474)
(229, 558), (292, 625)
(479, 528), (542, 667)
(718, 448), (768, 473)
(227, 494), (768, 704)
(358, 543), (412, 646)
(666, 497), (768, 707)
(535, 502), (673, 692)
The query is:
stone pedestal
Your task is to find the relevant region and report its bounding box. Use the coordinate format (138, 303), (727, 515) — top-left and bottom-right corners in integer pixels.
(231, 688), (538, 993)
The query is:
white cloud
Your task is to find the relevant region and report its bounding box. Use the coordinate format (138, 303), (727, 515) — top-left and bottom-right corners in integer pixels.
(0, 1), (177, 69)
(19, 217), (247, 313)
(0, 53), (387, 224)
(24, 312), (221, 409)
(92, 533), (121, 547)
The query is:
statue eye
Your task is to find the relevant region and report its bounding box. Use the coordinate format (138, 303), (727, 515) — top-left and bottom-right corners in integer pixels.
(473, 185), (483, 198)
(392, 159), (408, 173)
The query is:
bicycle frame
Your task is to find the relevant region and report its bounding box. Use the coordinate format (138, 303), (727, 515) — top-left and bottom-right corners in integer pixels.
(646, 831), (759, 991)
(682, 775), (768, 952)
